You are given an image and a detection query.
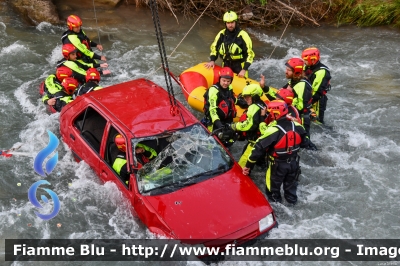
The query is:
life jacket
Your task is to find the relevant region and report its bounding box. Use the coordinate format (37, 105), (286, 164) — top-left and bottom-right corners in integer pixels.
(44, 74), (63, 96)
(306, 63), (331, 95)
(271, 121), (302, 158)
(61, 30), (93, 59)
(219, 28), (246, 62)
(287, 105), (302, 124)
(291, 78), (313, 113)
(237, 112), (248, 139)
(203, 85), (236, 120)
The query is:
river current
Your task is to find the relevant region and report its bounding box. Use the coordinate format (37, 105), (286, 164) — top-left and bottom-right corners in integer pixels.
(1, 3), (400, 266)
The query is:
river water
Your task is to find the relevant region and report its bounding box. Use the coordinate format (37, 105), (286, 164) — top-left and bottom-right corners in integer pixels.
(1, 3), (400, 266)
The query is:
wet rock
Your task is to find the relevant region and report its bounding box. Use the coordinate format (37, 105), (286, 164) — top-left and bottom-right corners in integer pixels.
(10, 0), (60, 26)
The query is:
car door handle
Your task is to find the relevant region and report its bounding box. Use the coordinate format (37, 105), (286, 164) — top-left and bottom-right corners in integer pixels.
(101, 170), (108, 179)
(70, 134), (75, 140)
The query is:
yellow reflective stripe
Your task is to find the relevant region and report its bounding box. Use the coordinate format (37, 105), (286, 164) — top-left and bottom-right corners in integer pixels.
(68, 34), (94, 58)
(312, 69), (327, 94)
(42, 94), (49, 103)
(292, 82), (305, 111)
(144, 167), (172, 180)
(76, 59), (94, 68)
(63, 61), (87, 75)
(45, 75), (63, 94)
(238, 30), (254, 64)
(265, 160), (272, 191)
(210, 30), (224, 58)
(238, 142), (255, 167)
(207, 86), (220, 123)
(112, 157), (126, 175)
(137, 143), (157, 159)
(60, 96), (73, 104)
(312, 101), (320, 117)
(235, 104), (259, 132)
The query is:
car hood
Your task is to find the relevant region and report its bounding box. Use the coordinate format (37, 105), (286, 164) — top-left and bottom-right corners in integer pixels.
(144, 170), (272, 239)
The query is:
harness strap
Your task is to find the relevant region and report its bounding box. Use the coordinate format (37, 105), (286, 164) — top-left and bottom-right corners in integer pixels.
(274, 122), (299, 154)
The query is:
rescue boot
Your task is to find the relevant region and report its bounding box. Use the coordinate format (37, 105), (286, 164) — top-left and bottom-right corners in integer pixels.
(265, 188), (282, 203)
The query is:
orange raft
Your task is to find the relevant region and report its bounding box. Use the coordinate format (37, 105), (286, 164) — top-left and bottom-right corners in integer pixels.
(178, 62), (274, 122)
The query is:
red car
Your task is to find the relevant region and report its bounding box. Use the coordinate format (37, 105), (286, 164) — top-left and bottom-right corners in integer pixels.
(59, 78), (276, 247)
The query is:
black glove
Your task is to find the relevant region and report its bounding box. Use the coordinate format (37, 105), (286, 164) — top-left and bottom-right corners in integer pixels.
(312, 93), (322, 104)
(305, 141), (318, 151)
(262, 85), (270, 93)
(214, 120), (223, 130)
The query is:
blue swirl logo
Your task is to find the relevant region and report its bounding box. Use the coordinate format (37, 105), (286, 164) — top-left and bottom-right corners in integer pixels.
(28, 180), (60, 220)
(29, 130), (60, 220)
(33, 130), (59, 176)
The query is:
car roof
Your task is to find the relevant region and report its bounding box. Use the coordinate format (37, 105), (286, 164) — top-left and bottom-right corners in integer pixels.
(86, 78), (198, 137)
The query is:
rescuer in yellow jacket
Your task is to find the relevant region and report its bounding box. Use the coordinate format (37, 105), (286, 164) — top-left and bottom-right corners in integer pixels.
(204, 11), (255, 78)
(61, 15), (107, 64)
(230, 84), (267, 167)
(242, 101), (310, 205)
(302, 47), (331, 124)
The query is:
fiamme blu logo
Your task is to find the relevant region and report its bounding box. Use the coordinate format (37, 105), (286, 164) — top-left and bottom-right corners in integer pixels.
(28, 130), (60, 220)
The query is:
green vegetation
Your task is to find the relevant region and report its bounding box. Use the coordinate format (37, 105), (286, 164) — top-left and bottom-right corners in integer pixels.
(136, 0), (400, 28)
(334, 0), (400, 27)
(246, 0), (268, 6)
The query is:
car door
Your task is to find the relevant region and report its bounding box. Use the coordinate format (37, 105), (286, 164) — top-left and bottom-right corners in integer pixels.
(99, 124), (133, 196)
(69, 106), (107, 177)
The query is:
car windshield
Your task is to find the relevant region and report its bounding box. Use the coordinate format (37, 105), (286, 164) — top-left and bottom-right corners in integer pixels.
(133, 124), (233, 195)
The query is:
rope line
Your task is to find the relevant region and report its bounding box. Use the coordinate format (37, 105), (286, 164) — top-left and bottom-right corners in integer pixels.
(268, 9), (295, 60)
(92, 0), (102, 49)
(148, 0), (214, 76)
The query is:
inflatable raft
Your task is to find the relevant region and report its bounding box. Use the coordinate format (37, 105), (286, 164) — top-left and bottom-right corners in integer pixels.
(179, 63), (273, 121)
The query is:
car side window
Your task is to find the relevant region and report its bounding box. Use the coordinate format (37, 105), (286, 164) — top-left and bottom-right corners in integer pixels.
(106, 126), (129, 188)
(74, 107), (107, 153)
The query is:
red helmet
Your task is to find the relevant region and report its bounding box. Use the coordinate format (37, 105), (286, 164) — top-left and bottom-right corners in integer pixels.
(86, 68), (101, 83)
(67, 15), (82, 30)
(302, 47), (320, 66)
(219, 67), (234, 80)
(276, 88), (294, 105)
(56, 66), (73, 81)
(285, 58), (304, 76)
(115, 134), (126, 153)
(61, 77), (79, 95)
(267, 100), (288, 120)
(62, 44), (77, 59)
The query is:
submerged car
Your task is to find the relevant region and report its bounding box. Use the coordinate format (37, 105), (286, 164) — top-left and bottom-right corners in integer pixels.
(59, 78), (276, 247)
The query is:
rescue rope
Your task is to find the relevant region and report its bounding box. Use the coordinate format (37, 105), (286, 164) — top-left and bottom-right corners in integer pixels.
(92, 0), (102, 49)
(167, 0), (214, 59)
(92, 0), (113, 78)
(148, 0), (214, 76)
(267, 9), (295, 60)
